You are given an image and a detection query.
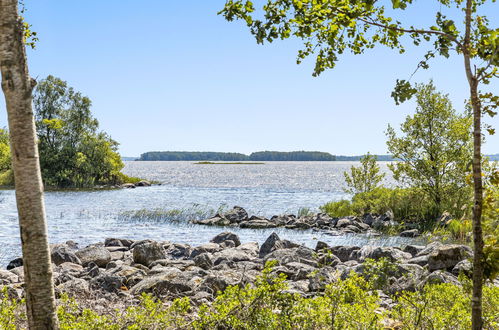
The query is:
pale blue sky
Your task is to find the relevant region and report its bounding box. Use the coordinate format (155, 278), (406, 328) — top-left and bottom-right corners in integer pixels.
(1, 1), (497, 156)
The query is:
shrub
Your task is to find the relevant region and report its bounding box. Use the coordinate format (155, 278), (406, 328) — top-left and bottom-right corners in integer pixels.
(343, 152), (385, 194)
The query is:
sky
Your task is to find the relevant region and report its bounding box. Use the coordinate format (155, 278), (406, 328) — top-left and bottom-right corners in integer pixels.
(0, 0), (498, 156)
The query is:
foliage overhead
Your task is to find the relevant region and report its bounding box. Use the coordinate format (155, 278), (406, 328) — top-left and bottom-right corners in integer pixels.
(220, 0), (498, 109)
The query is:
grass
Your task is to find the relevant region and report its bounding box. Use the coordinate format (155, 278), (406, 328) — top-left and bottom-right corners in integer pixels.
(117, 204), (227, 223)
(194, 161), (265, 165)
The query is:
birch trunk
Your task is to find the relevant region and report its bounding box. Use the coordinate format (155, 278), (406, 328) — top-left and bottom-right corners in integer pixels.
(0, 0), (59, 328)
(463, 1), (484, 329)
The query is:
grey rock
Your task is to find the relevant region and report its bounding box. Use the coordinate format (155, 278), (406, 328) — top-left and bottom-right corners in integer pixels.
(403, 245), (425, 257)
(427, 245), (472, 271)
(259, 233), (299, 258)
(330, 246), (360, 262)
(407, 255), (429, 266)
(400, 229), (420, 237)
(0, 270), (18, 284)
(6, 257), (22, 270)
(357, 246), (411, 262)
(165, 243), (192, 260)
(452, 259), (472, 277)
(210, 232), (241, 247)
(190, 243), (222, 259)
(135, 180), (151, 187)
(75, 245), (111, 267)
(193, 253), (213, 270)
(56, 278), (90, 297)
(130, 268), (194, 295)
(419, 270), (460, 287)
(264, 246), (317, 267)
(132, 242), (166, 267)
(223, 206), (248, 223)
(240, 220), (277, 229)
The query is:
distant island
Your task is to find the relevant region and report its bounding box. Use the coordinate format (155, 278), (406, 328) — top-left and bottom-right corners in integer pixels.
(130, 151), (499, 162)
(137, 151), (385, 161)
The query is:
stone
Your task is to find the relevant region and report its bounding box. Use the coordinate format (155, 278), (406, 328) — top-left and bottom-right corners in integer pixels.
(212, 248), (256, 266)
(51, 245), (81, 266)
(400, 229), (420, 237)
(0, 270), (18, 284)
(199, 269), (242, 294)
(223, 206), (248, 223)
(105, 238), (134, 247)
(330, 246), (360, 262)
(452, 259), (472, 277)
(133, 242), (166, 267)
(192, 217), (230, 226)
(418, 270), (460, 287)
(6, 257), (22, 270)
(427, 244), (472, 271)
(240, 220), (277, 229)
(75, 245), (112, 267)
(190, 243), (222, 259)
(90, 273), (124, 292)
(264, 246), (317, 267)
(165, 243), (192, 259)
(406, 255), (429, 266)
(259, 233), (299, 258)
(336, 218), (353, 228)
(130, 268), (196, 295)
(210, 232), (241, 247)
(135, 180), (151, 187)
(193, 253), (213, 270)
(121, 183), (136, 189)
(403, 245), (425, 257)
(357, 246), (411, 262)
(56, 278), (90, 297)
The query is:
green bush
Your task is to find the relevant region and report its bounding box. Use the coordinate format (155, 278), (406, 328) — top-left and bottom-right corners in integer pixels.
(2, 266), (498, 329)
(321, 187), (439, 226)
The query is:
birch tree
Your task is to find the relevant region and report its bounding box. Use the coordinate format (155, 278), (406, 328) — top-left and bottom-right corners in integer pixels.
(0, 0), (58, 328)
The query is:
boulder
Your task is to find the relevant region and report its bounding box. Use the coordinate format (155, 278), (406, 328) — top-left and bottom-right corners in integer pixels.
(427, 245), (472, 271)
(130, 268), (194, 295)
(135, 180), (151, 187)
(193, 253), (213, 270)
(104, 238), (134, 247)
(164, 243), (192, 260)
(452, 259), (472, 277)
(357, 246), (411, 262)
(400, 229), (420, 238)
(199, 269), (243, 294)
(75, 245), (111, 267)
(418, 270), (460, 287)
(133, 242), (166, 267)
(193, 217), (230, 226)
(6, 257), (22, 270)
(403, 245), (425, 257)
(210, 232), (241, 247)
(223, 206), (248, 223)
(259, 233), (299, 258)
(264, 246), (317, 267)
(0, 270), (18, 284)
(56, 278), (90, 297)
(406, 255), (429, 266)
(190, 243), (222, 259)
(240, 220), (277, 229)
(212, 247), (257, 266)
(90, 273), (124, 292)
(51, 245), (81, 266)
(329, 246), (360, 262)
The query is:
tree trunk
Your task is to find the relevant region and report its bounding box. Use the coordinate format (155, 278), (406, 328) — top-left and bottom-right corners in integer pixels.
(0, 1), (59, 329)
(463, 1), (484, 329)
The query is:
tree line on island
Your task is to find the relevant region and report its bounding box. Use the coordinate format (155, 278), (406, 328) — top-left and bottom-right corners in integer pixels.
(137, 151), (395, 161)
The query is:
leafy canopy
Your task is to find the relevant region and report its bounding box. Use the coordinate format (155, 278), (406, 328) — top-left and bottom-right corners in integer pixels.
(220, 0), (498, 107)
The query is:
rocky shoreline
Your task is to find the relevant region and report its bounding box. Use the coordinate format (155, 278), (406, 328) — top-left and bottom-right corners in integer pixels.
(1, 230), (478, 310)
(192, 206), (421, 238)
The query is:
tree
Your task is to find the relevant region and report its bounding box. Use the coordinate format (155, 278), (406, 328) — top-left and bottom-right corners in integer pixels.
(33, 75), (125, 188)
(343, 152), (385, 194)
(386, 82), (473, 218)
(220, 1), (498, 327)
(0, 0), (58, 328)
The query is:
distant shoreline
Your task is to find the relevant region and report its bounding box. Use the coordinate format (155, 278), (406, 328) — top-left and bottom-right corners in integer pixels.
(194, 161), (265, 165)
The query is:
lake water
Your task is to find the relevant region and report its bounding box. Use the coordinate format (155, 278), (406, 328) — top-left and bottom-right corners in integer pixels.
(0, 161), (417, 266)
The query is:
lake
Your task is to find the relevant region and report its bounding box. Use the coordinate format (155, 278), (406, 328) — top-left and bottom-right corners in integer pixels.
(0, 161), (416, 266)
